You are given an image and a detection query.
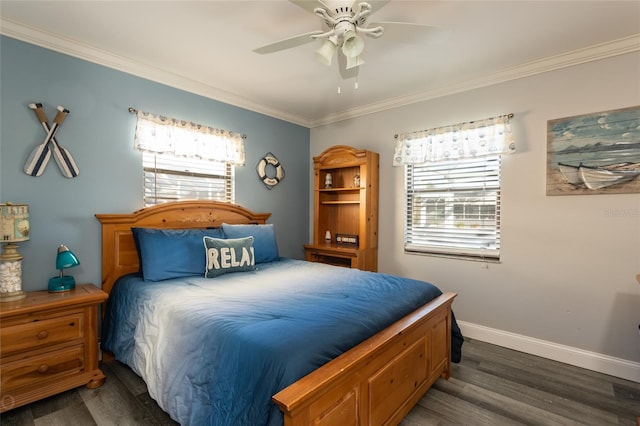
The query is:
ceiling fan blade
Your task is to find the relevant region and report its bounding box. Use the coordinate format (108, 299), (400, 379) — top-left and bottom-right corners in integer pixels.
(289, 0), (330, 14)
(253, 30), (324, 54)
(368, 22), (451, 45)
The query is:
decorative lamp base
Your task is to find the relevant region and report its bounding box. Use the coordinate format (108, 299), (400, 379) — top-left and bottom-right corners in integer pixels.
(0, 290), (27, 302)
(48, 276), (76, 293)
(0, 249), (27, 302)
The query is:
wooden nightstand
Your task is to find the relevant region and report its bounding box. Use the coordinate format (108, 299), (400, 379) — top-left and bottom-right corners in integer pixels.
(0, 284), (108, 412)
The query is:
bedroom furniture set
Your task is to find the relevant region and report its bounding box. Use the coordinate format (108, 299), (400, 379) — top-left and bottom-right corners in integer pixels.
(1, 145), (463, 425)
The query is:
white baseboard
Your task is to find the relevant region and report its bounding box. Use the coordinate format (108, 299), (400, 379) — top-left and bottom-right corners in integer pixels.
(458, 321), (640, 383)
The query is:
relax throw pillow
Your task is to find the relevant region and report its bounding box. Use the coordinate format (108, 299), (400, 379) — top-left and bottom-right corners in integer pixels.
(203, 236), (255, 278)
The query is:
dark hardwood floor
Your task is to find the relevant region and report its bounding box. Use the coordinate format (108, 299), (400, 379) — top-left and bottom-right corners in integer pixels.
(2, 338), (638, 425)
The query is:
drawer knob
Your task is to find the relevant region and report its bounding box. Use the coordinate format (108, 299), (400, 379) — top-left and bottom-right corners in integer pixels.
(37, 364), (49, 374)
(37, 331), (49, 340)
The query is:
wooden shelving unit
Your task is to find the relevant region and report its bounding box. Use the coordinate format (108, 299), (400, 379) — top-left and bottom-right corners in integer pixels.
(304, 145), (379, 272)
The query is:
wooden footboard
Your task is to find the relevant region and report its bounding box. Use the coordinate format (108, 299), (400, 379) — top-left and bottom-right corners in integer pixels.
(273, 292), (456, 426)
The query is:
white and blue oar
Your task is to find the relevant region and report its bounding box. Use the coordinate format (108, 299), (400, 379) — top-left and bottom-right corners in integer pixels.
(24, 104), (68, 177)
(33, 105), (79, 178)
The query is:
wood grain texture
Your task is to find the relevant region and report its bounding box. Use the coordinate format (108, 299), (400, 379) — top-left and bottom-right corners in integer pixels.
(0, 285), (108, 413)
(306, 145), (379, 272)
(2, 338), (637, 425)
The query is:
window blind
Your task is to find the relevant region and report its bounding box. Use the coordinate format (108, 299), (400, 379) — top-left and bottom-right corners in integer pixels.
(143, 153), (234, 206)
(405, 155), (501, 259)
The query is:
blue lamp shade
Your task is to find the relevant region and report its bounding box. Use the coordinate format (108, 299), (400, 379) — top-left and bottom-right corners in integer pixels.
(48, 245), (80, 292)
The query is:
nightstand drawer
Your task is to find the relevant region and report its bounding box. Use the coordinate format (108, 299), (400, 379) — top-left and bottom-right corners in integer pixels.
(1, 345), (84, 393)
(1, 313), (83, 355)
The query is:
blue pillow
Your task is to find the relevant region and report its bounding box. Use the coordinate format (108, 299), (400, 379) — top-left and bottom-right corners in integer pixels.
(221, 223), (279, 264)
(204, 236), (255, 278)
(132, 227), (225, 281)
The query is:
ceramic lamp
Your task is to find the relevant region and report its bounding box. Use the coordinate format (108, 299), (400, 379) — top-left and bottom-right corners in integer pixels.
(0, 203), (30, 302)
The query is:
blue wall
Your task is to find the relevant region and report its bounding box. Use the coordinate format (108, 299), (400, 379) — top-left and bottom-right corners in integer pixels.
(0, 36), (310, 291)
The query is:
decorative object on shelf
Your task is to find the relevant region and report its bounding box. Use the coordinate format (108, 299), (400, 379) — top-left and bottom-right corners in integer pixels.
(256, 152), (285, 189)
(353, 173), (360, 187)
(325, 230), (332, 242)
(336, 233), (359, 246)
(24, 104), (79, 178)
(48, 245), (80, 292)
(325, 172), (332, 189)
(0, 203), (29, 302)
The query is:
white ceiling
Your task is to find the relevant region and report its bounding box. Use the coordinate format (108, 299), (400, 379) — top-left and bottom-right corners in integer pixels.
(1, 1), (639, 127)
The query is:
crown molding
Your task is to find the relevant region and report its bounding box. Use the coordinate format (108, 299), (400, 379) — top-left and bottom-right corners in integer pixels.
(311, 34), (640, 127)
(2, 18), (638, 129)
(0, 18), (310, 127)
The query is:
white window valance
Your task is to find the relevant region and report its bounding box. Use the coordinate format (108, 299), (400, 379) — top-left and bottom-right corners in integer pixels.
(134, 110), (246, 165)
(393, 114), (514, 166)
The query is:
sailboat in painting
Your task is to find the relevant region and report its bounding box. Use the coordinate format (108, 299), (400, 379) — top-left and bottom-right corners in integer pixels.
(558, 162), (640, 190)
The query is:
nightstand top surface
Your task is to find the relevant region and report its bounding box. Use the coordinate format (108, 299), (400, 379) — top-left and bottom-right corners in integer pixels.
(0, 284), (107, 318)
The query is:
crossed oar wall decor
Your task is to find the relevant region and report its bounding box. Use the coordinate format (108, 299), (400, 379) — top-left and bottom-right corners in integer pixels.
(24, 103), (79, 178)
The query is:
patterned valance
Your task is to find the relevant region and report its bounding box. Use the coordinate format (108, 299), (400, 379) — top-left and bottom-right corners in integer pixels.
(393, 114), (514, 166)
(134, 110), (245, 165)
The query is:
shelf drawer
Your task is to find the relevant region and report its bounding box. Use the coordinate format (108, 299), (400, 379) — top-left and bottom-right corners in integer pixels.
(1, 313), (83, 355)
(1, 345), (85, 393)
(308, 253), (353, 268)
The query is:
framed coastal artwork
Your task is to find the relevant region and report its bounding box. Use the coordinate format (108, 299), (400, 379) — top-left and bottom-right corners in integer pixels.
(546, 105), (640, 195)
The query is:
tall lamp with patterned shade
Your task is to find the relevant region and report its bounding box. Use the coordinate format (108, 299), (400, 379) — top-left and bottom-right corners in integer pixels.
(0, 203), (30, 301)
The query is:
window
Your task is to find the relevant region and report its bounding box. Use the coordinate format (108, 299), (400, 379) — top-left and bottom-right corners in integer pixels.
(132, 109), (245, 206)
(143, 153), (234, 206)
(405, 155), (501, 259)
(393, 114), (514, 260)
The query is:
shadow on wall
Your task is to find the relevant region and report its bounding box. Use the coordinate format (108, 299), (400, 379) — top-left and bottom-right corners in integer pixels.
(602, 290), (640, 365)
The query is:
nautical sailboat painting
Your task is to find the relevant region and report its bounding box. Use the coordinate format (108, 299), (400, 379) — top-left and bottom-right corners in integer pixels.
(547, 105), (640, 195)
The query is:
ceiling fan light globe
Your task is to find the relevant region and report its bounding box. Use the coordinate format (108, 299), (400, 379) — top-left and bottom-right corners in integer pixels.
(346, 55), (365, 70)
(341, 30), (364, 58)
(315, 39), (337, 66)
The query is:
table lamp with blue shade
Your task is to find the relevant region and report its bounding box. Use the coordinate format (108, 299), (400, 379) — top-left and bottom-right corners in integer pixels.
(48, 245), (79, 292)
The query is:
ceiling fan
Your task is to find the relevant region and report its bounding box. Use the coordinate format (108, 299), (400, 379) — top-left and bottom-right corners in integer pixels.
(253, 0), (447, 80)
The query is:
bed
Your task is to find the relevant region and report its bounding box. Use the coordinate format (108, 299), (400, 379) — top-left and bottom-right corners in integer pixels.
(96, 201), (462, 426)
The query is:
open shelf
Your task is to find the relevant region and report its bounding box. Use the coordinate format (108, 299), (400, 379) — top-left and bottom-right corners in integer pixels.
(320, 200), (360, 205)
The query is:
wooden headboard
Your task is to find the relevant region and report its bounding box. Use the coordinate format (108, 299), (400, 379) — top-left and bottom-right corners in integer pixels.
(95, 201), (271, 294)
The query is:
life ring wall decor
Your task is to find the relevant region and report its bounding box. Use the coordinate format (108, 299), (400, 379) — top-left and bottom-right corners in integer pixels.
(256, 152), (285, 189)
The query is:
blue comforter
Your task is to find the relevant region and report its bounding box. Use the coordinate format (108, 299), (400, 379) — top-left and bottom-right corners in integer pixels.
(102, 258), (462, 426)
